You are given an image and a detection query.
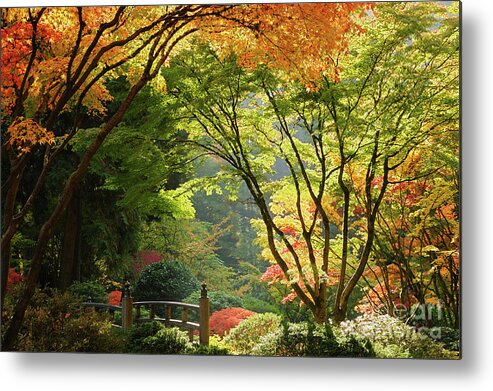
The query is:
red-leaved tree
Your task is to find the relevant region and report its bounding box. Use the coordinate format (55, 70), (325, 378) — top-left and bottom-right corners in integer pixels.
(209, 307), (255, 337)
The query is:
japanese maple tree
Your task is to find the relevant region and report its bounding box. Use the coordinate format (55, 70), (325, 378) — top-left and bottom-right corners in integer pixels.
(164, 1), (459, 324)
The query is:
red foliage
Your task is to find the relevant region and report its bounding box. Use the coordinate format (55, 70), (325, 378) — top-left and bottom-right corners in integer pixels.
(353, 205), (365, 216)
(385, 180), (431, 208)
(1, 20), (59, 115)
(280, 226), (297, 237)
(260, 264), (284, 285)
(132, 250), (163, 274)
(291, 240), (305, 250)
(209, 307), (255, 337)
(358, 264), (418, 315)
(281, 291), (297, 304)
(108, 290), (122, 305)
(7, 268), (24, 290)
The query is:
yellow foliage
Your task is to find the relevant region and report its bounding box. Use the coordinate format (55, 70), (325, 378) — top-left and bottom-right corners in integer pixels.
(7, 118), (55, 154)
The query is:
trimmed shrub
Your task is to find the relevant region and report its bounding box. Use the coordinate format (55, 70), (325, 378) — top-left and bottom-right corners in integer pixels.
(187, 335), (230, 355)
(141, 327), (191, 354)
(133, 260), (199, 302)
(209, 307), (255, 337)
(340, 314), (456, 359)
(126, 321), (164, 350)
(188, 344), (229, 355)
(252, 321), (375, 358)
(68, 280), (108, 303)
(224, 313), (282, 355)
(126, 321), (191, 354)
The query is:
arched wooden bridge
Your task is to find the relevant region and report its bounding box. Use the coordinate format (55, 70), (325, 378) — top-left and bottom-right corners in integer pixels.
(83, 283), (210, 346)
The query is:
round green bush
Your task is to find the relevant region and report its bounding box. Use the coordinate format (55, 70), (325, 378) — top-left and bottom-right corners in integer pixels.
(67, 281), (108, 303)
(126, 321), (165, 350)
(133, 260), (199, 302)
(224, 312), (282, 355)
(126, 321), (191, 354)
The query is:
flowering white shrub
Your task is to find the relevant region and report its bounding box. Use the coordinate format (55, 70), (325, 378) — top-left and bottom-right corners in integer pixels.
(340, 315), (456, 359)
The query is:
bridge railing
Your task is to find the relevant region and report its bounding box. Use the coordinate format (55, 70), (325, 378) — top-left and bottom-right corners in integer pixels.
(133, 301), (201, 343)
(83, 282), (210, 346)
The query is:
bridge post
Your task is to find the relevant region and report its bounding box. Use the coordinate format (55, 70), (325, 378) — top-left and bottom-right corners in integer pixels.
(199, 283), (210, 346)
(122, 281), (133, 332)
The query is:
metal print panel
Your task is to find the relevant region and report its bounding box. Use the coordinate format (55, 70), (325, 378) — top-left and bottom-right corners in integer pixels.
(1, 1), (460, 359)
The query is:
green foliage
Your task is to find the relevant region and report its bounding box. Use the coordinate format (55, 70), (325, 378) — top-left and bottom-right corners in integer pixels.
(184, 290), (242, 322)
(67, 281), (108, 303)
(126, 321), (164, 350)
(190, 160), (264, 272)
(138, 218), (236, 293)
(142, 327), (191, 354)
(241, 295), (280, 315)
(187, 344), (229, 355)
(133, 260), (199, 302)
(251, 321), (375, 358)
(71, 81), (195, 219)
(187, 336), (230, 355)
(421, 326), (460, 352)
(163, 3), (459, 324)
(1, 286), (123, 352)
(224, 312), (282, 355)
(126, 321), (191, 354)
(79, 188), (141, 282)
(186, 290), (242, 312)
(62, 79), (197, 287)
(340, 315), (456, 359)
(439, 328), (461, 352)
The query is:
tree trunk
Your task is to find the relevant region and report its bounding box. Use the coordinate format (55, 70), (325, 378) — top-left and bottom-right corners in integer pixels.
(1, 242), (13, 307)
(1, 160), (26, 307)
(1, 77), (149, 351)
(333, 302), (348, 324)
(313, 286), (327, 324)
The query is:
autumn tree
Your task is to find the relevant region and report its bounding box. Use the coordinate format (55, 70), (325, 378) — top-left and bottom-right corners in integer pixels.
(316, 1), (459, 322)
(1, 4), (232, 350)
(1, 1), (364, 350)
(357, 165), (459, 326)
(163, 1), (459, 323)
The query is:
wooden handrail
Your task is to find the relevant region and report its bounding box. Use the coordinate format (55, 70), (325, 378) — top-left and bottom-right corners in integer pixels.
(81, 283), (210, 345)
(136, 317), (200, 330)
(133, 301), (199, 310)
